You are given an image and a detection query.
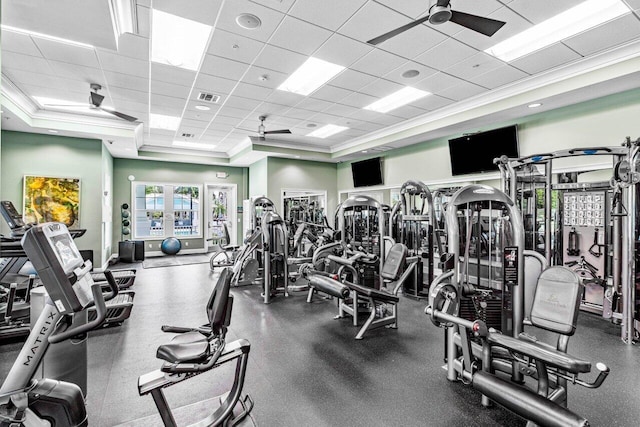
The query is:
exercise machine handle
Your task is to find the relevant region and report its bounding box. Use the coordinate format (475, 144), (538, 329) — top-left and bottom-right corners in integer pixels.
(49, 283), (107, 344)
(102, 270), (119, 302)
(425, 307), (488, 337)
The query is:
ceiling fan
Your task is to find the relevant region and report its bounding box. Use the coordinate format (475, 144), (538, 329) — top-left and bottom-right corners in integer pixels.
(40, 83), (138, 122)
(253, 116), (291, 140)
(367, 0), (506, 45)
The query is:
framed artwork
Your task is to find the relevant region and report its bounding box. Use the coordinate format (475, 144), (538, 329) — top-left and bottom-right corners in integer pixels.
(23, 175), (81, 229)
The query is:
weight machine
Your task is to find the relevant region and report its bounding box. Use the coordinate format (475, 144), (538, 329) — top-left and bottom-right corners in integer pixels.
(389, 180), (442, 299)
(496, 140), (640, 343)
(260, 211), (289, 304)
(337, 195), (387, 287)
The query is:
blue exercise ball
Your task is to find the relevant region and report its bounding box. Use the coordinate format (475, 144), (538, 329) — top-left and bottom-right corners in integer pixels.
(161, 237), (181, 255)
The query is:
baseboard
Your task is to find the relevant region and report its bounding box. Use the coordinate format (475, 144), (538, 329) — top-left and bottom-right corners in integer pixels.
(145, 248), (206, 257)
(94, 253), (118, 273)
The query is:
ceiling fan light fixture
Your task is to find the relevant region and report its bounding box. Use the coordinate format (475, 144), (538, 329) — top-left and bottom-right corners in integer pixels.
(307, 124), (349, 138)
(364, 87), (430, 114)
(429, 5), (452, 25)
(151, 9), (212, 71)
(485, 0), (631, 62)
(278, 57), (345, 96)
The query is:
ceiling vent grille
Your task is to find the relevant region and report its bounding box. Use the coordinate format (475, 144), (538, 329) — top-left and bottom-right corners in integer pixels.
(181, 133), (195, 138)
(197, 92), (221, 103)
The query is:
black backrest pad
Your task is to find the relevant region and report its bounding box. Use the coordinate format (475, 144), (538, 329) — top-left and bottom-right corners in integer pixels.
(207, 268), (233, 334)
(530, 266), (582, 336)
(381, 243), (408, 281)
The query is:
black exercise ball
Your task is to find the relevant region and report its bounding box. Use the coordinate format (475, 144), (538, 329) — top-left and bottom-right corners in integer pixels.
(121, 203), (129, 210)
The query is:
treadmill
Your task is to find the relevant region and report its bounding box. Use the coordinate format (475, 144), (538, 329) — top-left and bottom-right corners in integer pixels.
(0, 200), (135, 327)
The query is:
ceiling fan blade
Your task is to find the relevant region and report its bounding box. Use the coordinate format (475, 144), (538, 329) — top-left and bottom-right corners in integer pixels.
(264, 129), (292, 135)
(90, 91), (105, 107)
(367, 14), (431, 45)
(436, 0), (450, 6)
(449, 10), (506, 37)
(99, 108), (138, 122)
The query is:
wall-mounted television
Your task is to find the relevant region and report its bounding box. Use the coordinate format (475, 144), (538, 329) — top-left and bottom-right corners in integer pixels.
(448, 125), (519, 176)
(352, 157), (383, 188)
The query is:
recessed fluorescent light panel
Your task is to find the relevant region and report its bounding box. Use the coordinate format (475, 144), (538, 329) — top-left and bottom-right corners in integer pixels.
(151, 9), (212, 71)
(150, 113), (181, 131)
(173, 140), (215, 150)
(364, 87), (430, 113)
(307, 124), (349, 138)
(485, 0), (631, 62)
(1, 25), (94, 49)
(278, 57), (345, 96)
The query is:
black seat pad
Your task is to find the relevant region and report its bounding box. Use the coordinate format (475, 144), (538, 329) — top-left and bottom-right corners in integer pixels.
(156, 332), (209, 363)
(347, 282), (399, 303)
(309, 275), (350, 299)
(487, 333), (591, 374)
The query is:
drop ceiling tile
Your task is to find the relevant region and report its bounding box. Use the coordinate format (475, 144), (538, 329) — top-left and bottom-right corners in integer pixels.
(265, 90), (303, 106)
(181, 118), (210, 129)
(116, 32), (150, 59)
(104, 71), (149, 91)
(269, 16), (333, 56)
(256, 102), (290, 115)
(444, 52), (504, 82)
(283, 108), (318, 120)
(506, 0), (586, 24)
(310, 85), (353, 103)
(109, 98), (150, 115)
(340, 92), (379, 108)
(233, 81), (274, 99)
(468, 64), (528, 89)
(98, 51), (148, 78)
(241, 66), (289, 89)
(388, 105), (427, 120)
(218, 105), (253, 119)
(48, 61), (104, 84)
(207, 123), (235, 133)
(415, 38), (479, 72)
(3, 69), (86, 94)
(205, 129), (233, 138)
(151, 80), (192, 99)
(200, 55), (251, 81)
(351, 49), (408, 76)
(183, 107), (218, 122)
(412, 72), (464, 94)
(253, 44), (307, 74)
(410, 94), (454, 110)
(176, 128), (203, 138)
(249, 0), (296, 13)
(32, 39), (100, 68)
(563, 14), (640, 56)
(329, 69), (378, 91)
(212, 115), (242, 126)
(1, 31), (41, 56)
(194, 73), (237, 95)
(110, 87), (149, 104)
(22, 84), (87, 103)
(215, 1), (285, 42)
(150, 93), (188, 109)
(321, 103), (361, 117)
(349, 121), (385, 132)
(314, 34), (373, 68)
(374, 0), (431, 18)
(2, 51), (53, 73)
(359, 79), (405, 98)
(437, 81), (488, 101)
(150, 63), (197, 87)
(294, 97), (335, 112)
(224, 95), (263, 111)
(377, 25), (449, 60)
(288, 0), (367, 31)
(510, 44), (582, 74)
(473, 6), (534, 45)
(207, 29), (266, 64)
(149, 104), (183, 116)
(383, 61), (437, 85)
(307, 112), (344, 125)
(154, 0), (223, 26)
(338, 1), (408, 43)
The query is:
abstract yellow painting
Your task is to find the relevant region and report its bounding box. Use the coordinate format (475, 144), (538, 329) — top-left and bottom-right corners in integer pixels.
(23, 176), (81, 229)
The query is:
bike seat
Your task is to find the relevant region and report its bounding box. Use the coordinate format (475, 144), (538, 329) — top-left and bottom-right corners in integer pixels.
(156, 332), (209, 363)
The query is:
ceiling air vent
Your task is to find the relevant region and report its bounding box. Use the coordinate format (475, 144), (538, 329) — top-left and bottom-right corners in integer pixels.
(181, 133), (195, 138)
(197, 92), (221, 103)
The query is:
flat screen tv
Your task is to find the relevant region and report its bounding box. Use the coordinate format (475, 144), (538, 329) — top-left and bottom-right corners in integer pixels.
(448, 125), (519, 176)
(352, 157), (383, 188)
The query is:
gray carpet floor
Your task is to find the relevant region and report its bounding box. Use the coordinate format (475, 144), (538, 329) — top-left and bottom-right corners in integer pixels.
(142, 253), (211, 269)
(1, 262), (639, 426)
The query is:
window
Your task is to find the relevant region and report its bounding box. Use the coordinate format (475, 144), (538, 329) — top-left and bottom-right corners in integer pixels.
(133, 182), (201, 239)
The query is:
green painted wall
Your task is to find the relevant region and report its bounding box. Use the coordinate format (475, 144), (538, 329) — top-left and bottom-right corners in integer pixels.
(248, 158), (268, 198)
(0, 130), (104, 263)
(267, 157), (338, 220)
(337, 88), (640, 193)
(112, 158), (248, 252)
